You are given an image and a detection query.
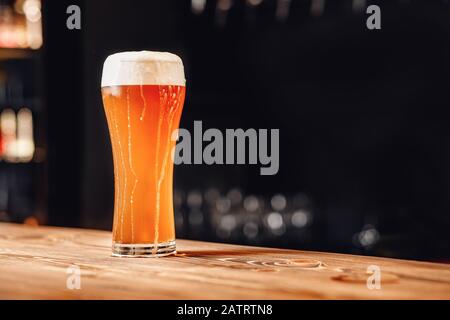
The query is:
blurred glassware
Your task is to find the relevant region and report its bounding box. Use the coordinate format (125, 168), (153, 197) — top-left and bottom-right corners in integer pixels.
(0, 108), (34, 163)
(243, 195), (260, 212)
(271, 193), (287, 211)
(352, 0), (366, 13)
(191, 0), (207, 15)
(246, 0), (263, 6)
(353, 224), (380, 249)
(275, 0), (291, 21)
(15, 108), (35, 162)
(174, 188), (315, 247)
(173, 189), (184, 209)
(310, 0), (325, 17)
(243, 221), (259, 239)
(188, 208), (204, 227)
(215, 0), (233, 27)
(215, 196), (231, 214)
(290, 209), (310, 228)
(204, 187), (220, 205)
(1, 108), (17, 161)
(265, 211), (285, 236)
(217, 214), (237, 238)
(187, 190), (203, 209)
(227, 188), (242, 206)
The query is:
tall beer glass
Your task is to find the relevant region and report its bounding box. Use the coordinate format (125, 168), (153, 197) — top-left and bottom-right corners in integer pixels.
(101, 51), (185, 257)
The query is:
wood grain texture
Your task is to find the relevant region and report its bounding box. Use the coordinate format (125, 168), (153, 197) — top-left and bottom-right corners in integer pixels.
(0, 223), (449, 299)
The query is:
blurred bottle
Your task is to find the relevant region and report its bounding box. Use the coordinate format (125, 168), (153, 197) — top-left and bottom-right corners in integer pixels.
(0, 70), (6, 158)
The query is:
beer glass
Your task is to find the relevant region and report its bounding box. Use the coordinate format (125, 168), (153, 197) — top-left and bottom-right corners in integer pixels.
(101, 51), (185, 257)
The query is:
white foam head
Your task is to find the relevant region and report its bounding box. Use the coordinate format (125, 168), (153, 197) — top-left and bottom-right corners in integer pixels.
(101, 51), (185, 87)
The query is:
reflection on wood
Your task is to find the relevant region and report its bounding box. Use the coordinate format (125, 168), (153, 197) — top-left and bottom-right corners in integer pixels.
(0, 223), (449, 299)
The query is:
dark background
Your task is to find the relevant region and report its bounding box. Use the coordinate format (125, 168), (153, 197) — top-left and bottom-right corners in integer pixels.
(3, 0), (450, 262)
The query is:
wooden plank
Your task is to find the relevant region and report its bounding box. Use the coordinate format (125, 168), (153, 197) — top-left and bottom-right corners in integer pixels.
(0, 222), (449, 299)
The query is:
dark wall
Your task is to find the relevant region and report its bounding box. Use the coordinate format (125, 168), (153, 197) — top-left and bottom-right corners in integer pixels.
(45, 0), (450, 260)
(44, 0), (84, 227)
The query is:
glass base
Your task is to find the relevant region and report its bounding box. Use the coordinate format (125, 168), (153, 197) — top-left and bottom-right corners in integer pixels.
(112, 240), (176, 258)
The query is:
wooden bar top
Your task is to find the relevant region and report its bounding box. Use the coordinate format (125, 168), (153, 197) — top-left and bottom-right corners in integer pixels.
(0, 223), (449, 299)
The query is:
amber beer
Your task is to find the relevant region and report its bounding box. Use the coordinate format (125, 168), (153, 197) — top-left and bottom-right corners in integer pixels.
(101, 51), (185, 257)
